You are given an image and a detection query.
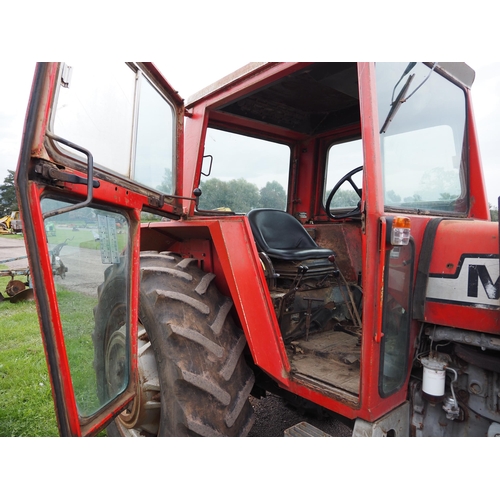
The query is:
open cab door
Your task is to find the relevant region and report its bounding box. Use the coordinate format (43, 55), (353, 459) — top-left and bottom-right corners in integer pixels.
(16, 62), (184, 436)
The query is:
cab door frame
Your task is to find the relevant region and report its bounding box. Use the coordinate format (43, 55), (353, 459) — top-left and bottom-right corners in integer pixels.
(357, 62), (412, 419)
(16, 62), (184, 435)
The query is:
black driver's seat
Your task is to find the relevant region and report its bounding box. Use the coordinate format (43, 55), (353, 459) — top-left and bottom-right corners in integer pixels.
(247, 208), (334, 261)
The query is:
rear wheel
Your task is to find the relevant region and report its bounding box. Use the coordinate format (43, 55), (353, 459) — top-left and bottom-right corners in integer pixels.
(94, 251), (255, 436)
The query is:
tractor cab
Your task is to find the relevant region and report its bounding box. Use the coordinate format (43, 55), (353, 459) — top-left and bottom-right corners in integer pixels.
(177, 62), (480, 418)
(18, 62), (496, 437)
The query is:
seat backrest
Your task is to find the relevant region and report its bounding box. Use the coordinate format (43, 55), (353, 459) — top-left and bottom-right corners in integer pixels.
(247, 208), (334, 261)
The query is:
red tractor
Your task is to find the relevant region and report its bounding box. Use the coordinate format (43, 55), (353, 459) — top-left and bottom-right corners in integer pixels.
(16, 62), (500, 436)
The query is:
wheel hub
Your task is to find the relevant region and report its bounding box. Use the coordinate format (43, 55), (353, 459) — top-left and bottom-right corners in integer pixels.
(105, 324), (161, 436)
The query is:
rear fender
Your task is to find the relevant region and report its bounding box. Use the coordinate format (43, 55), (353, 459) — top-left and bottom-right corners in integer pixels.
(140, 216), (291, 383)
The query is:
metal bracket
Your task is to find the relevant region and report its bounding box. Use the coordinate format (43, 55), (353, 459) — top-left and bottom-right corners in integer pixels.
(353, 401), (410, 437)
(35, 160), (100, 189)
(148, 194), (165, 208)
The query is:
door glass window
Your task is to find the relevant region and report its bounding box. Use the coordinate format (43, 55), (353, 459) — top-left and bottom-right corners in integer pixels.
(133, 73), (175, 193)
(52, 63), (176, 195)
(41, 198), (130, 417)
(53, 62), (136, 177)
(379, 241), (414, 397)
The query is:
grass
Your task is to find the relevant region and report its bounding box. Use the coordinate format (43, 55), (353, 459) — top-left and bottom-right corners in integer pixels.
(0, 265), (107, 436)
(0, 222), (130, 436)
(47, 226), (99, 251)
(0, 276), (59, 436)
(56, 287), (102, 416)
(46, 226), (127, 252)
(0, 232), (24, 240)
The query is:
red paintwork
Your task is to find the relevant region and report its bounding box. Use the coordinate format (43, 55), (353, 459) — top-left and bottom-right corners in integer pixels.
(424, 219), (499, 334)
(28, 181), (81, 435)
(428, 220), (498, 273)
(15, 63), (174, 436)
(183, 63), (311, 217)
(23, 177), (144, 436)
(17, 61), (498, 435)
(467, 91), (491, 220)
(145, 62), (398, 422)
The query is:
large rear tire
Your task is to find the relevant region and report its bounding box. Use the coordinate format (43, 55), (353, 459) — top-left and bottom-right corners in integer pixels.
(94, 251), (255, 436)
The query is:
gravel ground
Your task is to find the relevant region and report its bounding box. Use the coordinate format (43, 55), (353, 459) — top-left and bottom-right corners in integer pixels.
(0, 236), (29, 270)
(248, 394), (352, 437)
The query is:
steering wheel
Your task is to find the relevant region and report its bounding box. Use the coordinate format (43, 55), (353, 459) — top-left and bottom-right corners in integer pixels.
(325, 166), (363, 220)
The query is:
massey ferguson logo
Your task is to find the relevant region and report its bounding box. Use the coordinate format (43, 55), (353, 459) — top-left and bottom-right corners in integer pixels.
(468, 264), (500, 300)
(426, 255), (500, 309)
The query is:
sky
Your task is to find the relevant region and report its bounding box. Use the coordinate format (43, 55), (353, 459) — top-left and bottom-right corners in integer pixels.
(2, 60), (500, 207)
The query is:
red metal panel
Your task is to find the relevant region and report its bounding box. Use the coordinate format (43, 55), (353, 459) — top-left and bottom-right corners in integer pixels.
(292, 137), (316, 218)
(428, 220), (497, 272)
(357, 62), (386, 414)
(466, 89), (490, 220)
(424, 219), (500, 334)
(213, 217), (291, 377)
(182, 104), (209, 216)
(27, 182), (81, 435)
(165, 216), (291, 381)
(425, 302), (499, 334)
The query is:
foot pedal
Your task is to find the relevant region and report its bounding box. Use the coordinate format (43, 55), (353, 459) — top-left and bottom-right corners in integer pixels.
(284, 421), (331, 437)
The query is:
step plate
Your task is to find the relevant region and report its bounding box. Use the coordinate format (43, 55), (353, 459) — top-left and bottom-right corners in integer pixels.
(284, 421), (331, 437)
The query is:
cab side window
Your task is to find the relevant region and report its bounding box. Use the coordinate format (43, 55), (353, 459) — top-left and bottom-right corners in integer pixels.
(324, 138), (363, 210)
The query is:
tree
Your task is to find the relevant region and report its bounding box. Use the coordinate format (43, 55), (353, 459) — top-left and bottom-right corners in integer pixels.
(156, 167), (173, 193)
(225, 179), (260, 212)
(198, 178), (230, 210)
(386, 190), (401, 204)
(199, 178), (260, 213)
(259, 181), (286, 210)
(327, 188), (360, 208)
(489, 204), (498, 221)
(439, 192), (456, 200)
(0, 170), (18, 215)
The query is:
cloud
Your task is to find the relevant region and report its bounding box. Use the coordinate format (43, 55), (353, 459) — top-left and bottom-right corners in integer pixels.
(468, 61), (500, 205)
(0, 62), (35, 182)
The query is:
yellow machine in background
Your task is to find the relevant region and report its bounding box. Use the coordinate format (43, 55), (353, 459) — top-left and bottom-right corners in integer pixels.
(0, 211), (22, 234)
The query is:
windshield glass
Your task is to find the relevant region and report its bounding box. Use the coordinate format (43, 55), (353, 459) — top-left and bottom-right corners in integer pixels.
(376, 63), (467, 213)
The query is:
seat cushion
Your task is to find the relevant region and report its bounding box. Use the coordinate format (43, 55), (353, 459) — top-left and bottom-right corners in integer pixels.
(247, 209), (334, 260)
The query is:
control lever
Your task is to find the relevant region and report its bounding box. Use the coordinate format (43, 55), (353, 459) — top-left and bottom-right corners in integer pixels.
(277, 265), (309, 323)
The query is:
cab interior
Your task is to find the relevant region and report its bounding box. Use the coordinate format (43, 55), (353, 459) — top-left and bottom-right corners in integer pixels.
(198, 62), (364, 401)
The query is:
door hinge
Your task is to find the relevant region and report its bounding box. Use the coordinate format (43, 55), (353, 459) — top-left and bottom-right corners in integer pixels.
(35, 160), (100, 188)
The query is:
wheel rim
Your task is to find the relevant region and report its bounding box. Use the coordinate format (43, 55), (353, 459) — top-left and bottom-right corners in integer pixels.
(105, 324), (161, 436)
